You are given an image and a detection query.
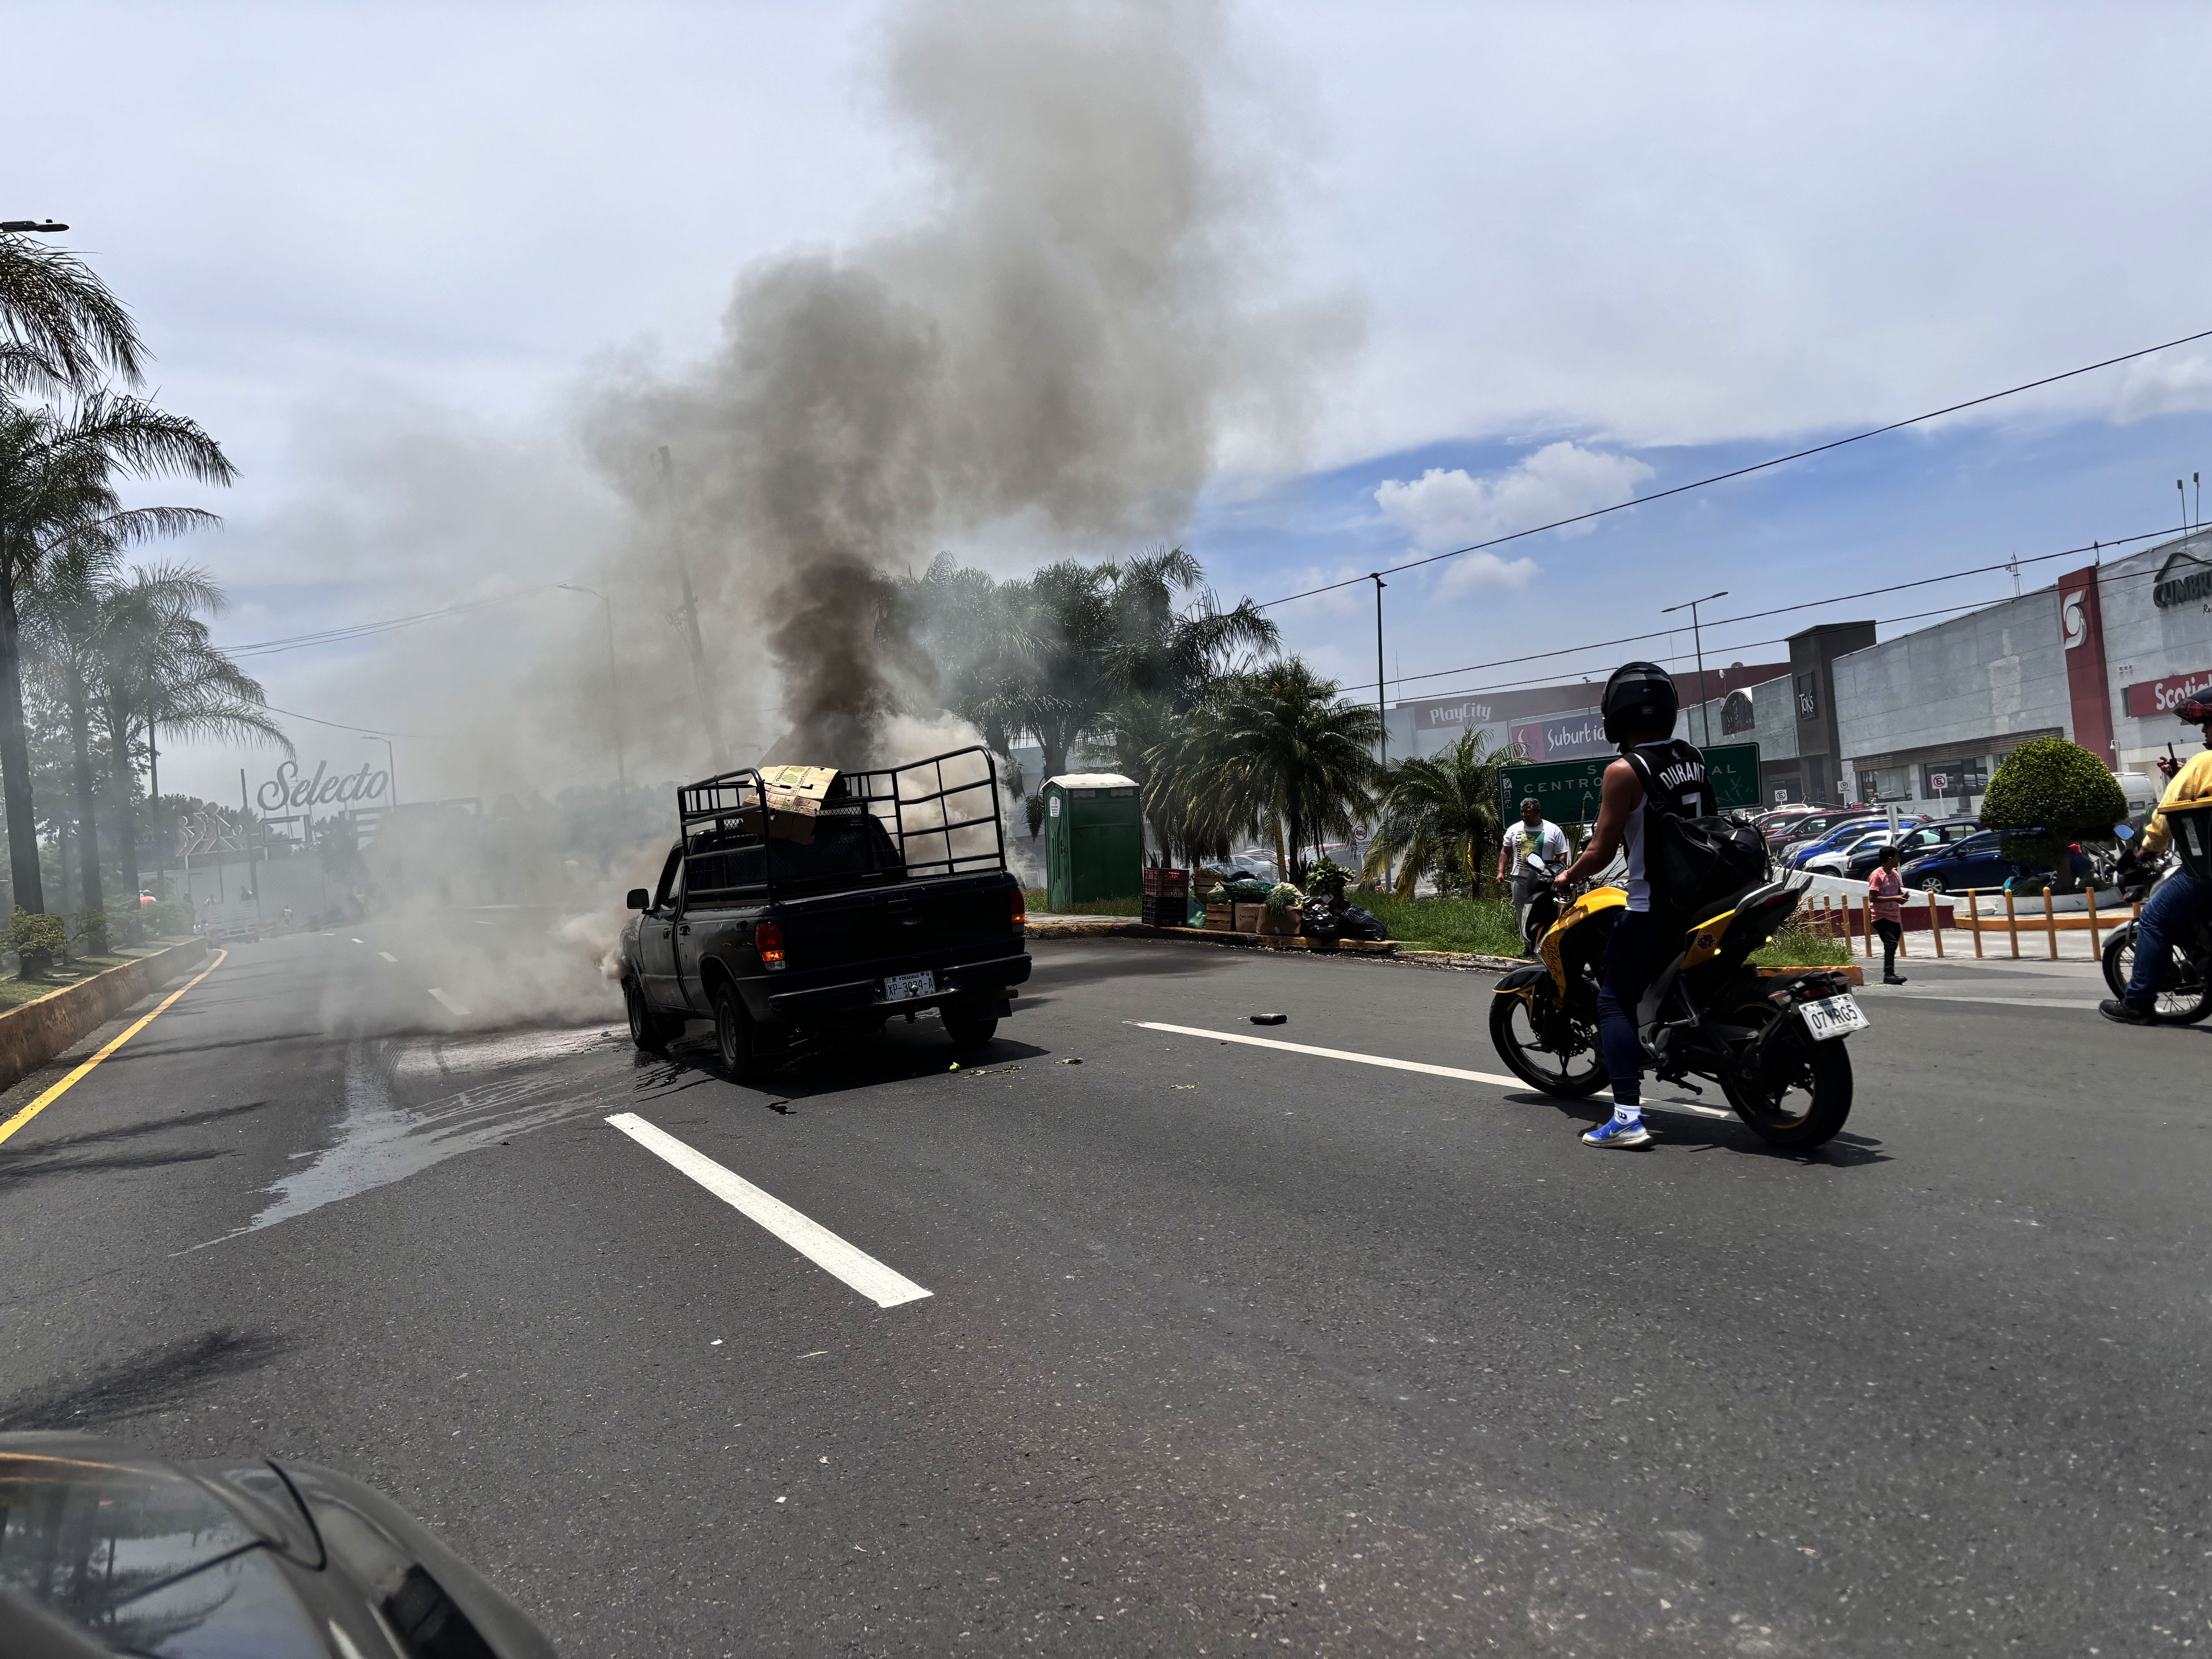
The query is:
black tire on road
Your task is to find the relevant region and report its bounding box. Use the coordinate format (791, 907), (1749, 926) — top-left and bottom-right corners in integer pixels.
(942, 1003), (1000, 1049)
(713, 982), (758, 1083)
(2102, 923), (2212, 1023)
(1487, 986), (1609, 1098)
(625, 979), (667, 1052)
(1719, 1000), (1853, 1148)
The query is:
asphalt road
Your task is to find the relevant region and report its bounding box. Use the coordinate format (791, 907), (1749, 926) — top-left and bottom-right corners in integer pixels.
(1, 917), (2206, 1657)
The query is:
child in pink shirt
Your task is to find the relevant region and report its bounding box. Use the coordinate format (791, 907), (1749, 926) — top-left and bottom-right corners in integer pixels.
(1867, 846), (1907, 985)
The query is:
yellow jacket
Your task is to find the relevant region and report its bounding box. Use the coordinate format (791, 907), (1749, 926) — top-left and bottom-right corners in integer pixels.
(2140, 747), (2212, 859)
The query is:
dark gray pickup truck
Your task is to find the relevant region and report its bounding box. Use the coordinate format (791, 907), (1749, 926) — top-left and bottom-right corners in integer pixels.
(618, 746), (1030, 1079)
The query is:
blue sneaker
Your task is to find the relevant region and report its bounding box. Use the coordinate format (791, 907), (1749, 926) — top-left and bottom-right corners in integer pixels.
(1582, 1115), (1653, 1148)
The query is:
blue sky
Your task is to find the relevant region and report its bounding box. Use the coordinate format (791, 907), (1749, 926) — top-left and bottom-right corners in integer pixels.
(1195, 401), (2212, 708)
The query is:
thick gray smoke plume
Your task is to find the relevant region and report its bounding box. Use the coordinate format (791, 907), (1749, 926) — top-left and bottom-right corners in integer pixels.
(588, 0), (1333, 771)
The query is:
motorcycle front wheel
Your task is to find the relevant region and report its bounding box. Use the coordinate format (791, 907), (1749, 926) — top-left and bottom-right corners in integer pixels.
(2101, 924), (2212, 1023)
(1489, 987), (1610, 1097)
(1719, 999), (1853, 1149)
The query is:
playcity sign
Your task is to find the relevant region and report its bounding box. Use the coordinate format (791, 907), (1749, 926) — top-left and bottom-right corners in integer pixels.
(255, 759), (390, 814)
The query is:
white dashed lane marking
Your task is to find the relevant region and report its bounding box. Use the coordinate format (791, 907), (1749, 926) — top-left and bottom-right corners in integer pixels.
(1130, 1020), (1733, 1121)
(605, 1113), (933, 1308)
(378, 951), (398, 963)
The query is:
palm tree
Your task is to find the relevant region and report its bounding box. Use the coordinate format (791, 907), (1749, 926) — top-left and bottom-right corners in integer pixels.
(0, 230), (146, 398)
(1362, 728), (1521, 898)
(21, 534), (125, 920)
(96, 563), (289, 936)
(1149, 659), (1379, 883)
(0, 393), (234, 910)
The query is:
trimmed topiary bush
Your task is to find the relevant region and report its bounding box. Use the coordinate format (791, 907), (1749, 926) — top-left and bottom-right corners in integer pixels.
(1980, 737), (2128, 891)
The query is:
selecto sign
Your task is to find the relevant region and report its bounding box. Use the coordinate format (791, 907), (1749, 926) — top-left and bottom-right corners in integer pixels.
(256, 759), (390, 813)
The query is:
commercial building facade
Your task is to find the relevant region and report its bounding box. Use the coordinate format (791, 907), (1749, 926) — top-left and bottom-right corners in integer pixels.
(1394, 527), (2211, 820)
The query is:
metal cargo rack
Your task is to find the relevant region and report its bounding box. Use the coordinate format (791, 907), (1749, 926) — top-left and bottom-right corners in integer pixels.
(676, 745), (1006, 891)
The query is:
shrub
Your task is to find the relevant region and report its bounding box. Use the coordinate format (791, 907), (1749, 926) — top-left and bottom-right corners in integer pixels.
(144, 896), (195, 936)
(5, 908), (66, 974)
(73, 910), (111, 958)
(1980, 737), (2128, 890)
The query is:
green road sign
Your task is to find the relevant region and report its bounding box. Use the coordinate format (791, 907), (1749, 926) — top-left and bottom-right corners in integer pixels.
(1500, 742), (1762, 824)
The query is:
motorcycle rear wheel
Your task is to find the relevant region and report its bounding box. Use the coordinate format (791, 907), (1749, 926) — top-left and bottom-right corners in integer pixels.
(2100, 925), (2212, 1023)
(1489, 987), (1610, 1097)
(1718, 999), (1853, 1149)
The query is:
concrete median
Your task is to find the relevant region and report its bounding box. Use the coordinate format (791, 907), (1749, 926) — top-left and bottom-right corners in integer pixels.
(0, 938), (210, 1096)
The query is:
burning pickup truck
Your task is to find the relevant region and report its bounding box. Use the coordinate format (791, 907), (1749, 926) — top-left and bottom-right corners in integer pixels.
(618, 747), (1030, 1080)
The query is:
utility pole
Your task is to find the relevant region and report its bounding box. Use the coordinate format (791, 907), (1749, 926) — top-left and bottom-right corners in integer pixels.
(655, 446), (723, 760)
(1661, 590), (1728, 746)
(1371, 574), (1388, 768)
(560, 582), (627, 791)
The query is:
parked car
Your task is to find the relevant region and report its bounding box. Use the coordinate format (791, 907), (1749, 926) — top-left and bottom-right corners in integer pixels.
(1841, 817), (1982, 881)
(1796, 824), (1903, 875)
(1765, 807), (1878, 852)
(1899, 829), (2090, 892)
(1784, 814), (1922, 869)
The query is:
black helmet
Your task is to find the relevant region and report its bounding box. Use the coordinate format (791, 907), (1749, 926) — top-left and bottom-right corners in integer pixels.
(1601, 661), (1680, 742)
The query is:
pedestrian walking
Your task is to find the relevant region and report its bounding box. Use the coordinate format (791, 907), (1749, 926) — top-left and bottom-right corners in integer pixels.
(1497, 799), (1568, 951)
(1867, 845), (1907, 984)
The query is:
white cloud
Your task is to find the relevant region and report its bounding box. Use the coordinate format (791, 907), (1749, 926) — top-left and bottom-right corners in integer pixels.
(1373, 440), (1653, 575)
(2112, 353), (2212, 423)
(1433, 550), (1540, 602)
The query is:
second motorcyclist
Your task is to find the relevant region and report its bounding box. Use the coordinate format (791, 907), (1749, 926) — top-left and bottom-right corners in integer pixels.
(1550, 662), (1714, 1147)
(2101, 696), (2212, 1024)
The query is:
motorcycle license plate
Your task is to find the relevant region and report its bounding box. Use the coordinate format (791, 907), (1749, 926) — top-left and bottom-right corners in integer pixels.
(1799, 993), (1869, 1041)
(883, 970), (937, 1003)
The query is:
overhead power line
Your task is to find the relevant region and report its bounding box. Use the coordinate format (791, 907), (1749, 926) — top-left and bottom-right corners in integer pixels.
(1331, 522), (2175, 700)
(258, 702), (460, 741)
(1260, 325), (2212, 610)
(226, 586), (560, 658)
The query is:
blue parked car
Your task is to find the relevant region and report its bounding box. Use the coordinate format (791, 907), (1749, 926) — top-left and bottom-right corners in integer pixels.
(1899, 829), (2088, 892)
(1785, 814), (1923, 870)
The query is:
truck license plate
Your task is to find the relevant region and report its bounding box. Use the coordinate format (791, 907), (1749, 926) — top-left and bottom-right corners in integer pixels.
(883, 970), (936, 1003)
(1800, 993), (1869, 1041)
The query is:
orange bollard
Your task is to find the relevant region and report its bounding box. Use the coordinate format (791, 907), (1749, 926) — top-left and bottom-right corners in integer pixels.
(2004, 887), (2020, 959)
(1969, 889), (1984, 959)
(2042, 885), (2058, 960)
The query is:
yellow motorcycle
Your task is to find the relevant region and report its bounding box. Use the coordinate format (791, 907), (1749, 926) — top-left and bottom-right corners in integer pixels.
(1488, 874), (1863, 1148)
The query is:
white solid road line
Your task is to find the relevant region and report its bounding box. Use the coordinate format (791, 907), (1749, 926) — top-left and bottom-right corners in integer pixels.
(378, 951), (398, 963)
(1132, 1020), (1734, 1121)
(604, 1113), (933, 1309)
(350, 938), (363, 945)
(426, 988), (471, 1017)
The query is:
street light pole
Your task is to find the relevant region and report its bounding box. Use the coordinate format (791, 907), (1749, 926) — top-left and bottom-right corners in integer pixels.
(560, 582), (627, 792)
(364, 736), (398, 808)
(1371, 573), (1388, 769)
(1661, 589), (1729, 746)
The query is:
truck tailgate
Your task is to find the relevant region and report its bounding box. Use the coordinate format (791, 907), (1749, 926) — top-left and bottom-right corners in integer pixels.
(778, 876), (1016, 974)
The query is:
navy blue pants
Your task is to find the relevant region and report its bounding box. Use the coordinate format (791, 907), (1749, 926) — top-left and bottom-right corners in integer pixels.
(1596, 907), (1678, 1107)
(2126, 868), (2211, 1008)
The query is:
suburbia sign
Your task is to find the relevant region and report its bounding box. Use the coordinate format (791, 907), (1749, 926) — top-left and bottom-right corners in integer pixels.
(2153, 548), (2212, 610)
(255, 759), (390, 813)
(2124, 669), (2212, 718)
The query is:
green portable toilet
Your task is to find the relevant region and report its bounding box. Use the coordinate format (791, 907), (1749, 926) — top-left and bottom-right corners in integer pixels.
(1043, 773), (1144, 912)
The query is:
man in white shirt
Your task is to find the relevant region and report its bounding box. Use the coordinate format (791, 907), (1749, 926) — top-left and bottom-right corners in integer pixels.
(1497, 798), (1569, 942)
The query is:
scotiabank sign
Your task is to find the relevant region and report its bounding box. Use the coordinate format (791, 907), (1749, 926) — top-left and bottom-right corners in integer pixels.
(2057, 565), (2116, 761)
(2124, 668), (2212, 718)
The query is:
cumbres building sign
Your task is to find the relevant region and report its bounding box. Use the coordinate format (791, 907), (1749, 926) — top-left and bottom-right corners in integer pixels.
(255, 759), (390, 814)
(2153, 548), (2212, 610)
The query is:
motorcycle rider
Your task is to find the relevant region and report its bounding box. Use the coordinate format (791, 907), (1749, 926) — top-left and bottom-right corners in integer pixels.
(1551, 662), (1714, 1147)
(1498, 797), (1569, 952)
(2101, 696), (2212, 1024)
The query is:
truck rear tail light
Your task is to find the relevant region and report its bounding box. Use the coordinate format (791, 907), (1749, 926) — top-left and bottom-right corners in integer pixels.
(1010, 888), (1027, 933)
(757, 921), (786, 970)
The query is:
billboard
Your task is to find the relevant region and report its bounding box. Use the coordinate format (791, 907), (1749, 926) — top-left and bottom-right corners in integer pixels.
(1499, 742), (1762, 823)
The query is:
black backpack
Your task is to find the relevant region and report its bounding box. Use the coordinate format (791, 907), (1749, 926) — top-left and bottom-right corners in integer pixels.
(1625, 742), (1770, 917)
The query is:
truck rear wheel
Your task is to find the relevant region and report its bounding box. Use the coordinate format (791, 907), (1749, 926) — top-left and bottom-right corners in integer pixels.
(625, 979), (670, 1052)
(713, 982), (758, 1083)
(941, 1003), (1000, 1049)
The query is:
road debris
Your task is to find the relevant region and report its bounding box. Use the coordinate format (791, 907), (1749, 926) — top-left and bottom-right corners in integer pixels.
(1249, 1013), (1287, 1025)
